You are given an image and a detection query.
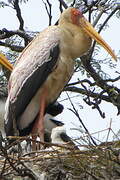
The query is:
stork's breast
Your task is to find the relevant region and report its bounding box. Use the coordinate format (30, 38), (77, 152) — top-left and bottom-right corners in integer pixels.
(41, 56), (75, 104)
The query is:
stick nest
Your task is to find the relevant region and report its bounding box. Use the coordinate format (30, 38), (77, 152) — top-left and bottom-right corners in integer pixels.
(0, 135), (120, 180)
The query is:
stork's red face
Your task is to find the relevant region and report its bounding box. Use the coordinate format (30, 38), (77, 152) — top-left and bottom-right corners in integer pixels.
(71, 8), (83, 25)
(71, 8), (117, 61)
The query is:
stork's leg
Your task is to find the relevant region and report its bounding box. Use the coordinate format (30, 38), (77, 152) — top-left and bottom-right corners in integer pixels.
(31, 89), (47, 150)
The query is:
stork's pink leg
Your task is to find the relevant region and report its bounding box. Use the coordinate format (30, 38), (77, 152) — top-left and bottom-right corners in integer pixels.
(31, 89), (47, 150)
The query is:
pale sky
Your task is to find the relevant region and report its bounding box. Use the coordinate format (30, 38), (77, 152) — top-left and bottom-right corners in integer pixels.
(0, 0), (120, 144)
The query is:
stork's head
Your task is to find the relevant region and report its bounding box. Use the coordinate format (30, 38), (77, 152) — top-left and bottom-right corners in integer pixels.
(59, 7), (117, 60)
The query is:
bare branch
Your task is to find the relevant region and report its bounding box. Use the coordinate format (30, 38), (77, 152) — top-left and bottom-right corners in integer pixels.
(65, 86), (113, 104)
(66, 92), (97, 146)
(80, 82), (105, 118)
(67, 76), (120, 90)
(106, 76), (120, 83)
(84, 96), (105, 118)
(13, 0), (24, 30)
(80, 54), (120, 114)
(59, 0), (63, 13)
(67, 79), (96, 87)
(57, 0), (68, 9)
(0, 29), (33, 44)
(98, 5), (120, 34)
(42, 0), (52, 26)
(93, 9), (104, 27)
(82, 0), (102, 13)
(70, 0), (76, 7)
(90, 5), (120, 61)
(0, 41), (24, 52)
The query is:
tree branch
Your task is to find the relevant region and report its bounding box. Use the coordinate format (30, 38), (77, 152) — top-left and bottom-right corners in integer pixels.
(13, 0), (24, 30)
(0, 29), (33, 44)
(98, 5), (120, 34)
(90, 5), (120, 61)
(66, 92), (97, 146)
(93, 9), (104, 27)
(81, 54), (120, 114)
(42, 0), (52, 26)
(0, 41), (24, 52)
(67, 79), (96, 87)
(57, 0), (68, 9)
(64, 86), (110, 103)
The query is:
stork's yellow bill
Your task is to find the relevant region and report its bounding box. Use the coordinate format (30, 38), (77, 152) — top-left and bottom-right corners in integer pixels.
(71, 8), (117, 61)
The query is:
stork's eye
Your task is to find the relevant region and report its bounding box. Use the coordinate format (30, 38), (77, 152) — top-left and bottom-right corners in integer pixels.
(73, 10), (80, 16)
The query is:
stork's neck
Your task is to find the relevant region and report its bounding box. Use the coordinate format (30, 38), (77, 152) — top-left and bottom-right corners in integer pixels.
(59, 21), (92, 59)
(59, 20), (82, 36)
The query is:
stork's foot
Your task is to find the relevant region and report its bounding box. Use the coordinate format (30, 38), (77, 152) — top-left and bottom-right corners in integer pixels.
(31, 129), (45, 151)
(31, 114), (45, 150)
(31, 134), (38, 151)
(38, 130), (45, 149)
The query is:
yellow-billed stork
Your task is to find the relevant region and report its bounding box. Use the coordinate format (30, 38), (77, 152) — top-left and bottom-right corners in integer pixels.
(0, 8), (116, 149)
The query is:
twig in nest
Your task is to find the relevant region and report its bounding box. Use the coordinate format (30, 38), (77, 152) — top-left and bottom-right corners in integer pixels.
(106, 118), (112, 142)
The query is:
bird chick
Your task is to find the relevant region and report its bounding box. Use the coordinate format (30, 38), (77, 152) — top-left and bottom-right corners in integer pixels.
(51, 126), (79, 150)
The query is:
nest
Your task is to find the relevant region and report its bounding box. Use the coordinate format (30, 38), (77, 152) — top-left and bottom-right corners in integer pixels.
(0, 134), (120, 180)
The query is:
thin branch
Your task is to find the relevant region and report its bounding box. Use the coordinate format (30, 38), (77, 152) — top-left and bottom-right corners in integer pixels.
(13, 0), (24, 30)
(93, 9), (104, 27)
(54, 0), (68, 25)
(64, 86), (112, 103)
(82, 0), (101, 14)
(88, 7), (92, 22)
(80, 53), (120, 114)
(67, 76), (120, 91)
(89, 5), (120, 60)
(106, 118), (112, 142)
(42, 0), (52, 26)
(66, 92), (97, 146)
(0, 29), (33, 44)
(106, 76), (120, 83)
(98, 5), (120, 34)
(57, 0), (68, 9)
(70, 0), (76, 7)
(0, 41), (24, 52)
(67, 79), (96, 87)
(81, 55), (115, 92)
(80, 82), (105, 118)
(59, 0), (63, 13)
